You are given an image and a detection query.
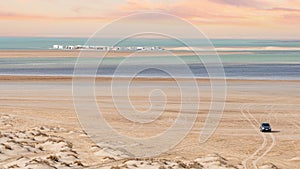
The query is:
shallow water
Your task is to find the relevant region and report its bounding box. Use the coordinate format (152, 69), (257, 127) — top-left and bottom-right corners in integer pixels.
(1, 37), (300, 50)
(0, 37), (299, 80)
(0, 57), (299, 80)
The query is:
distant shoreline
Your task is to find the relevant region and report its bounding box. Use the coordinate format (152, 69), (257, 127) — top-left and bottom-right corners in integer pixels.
(0, 75), (299, 83)
(0, 50), (251, 58)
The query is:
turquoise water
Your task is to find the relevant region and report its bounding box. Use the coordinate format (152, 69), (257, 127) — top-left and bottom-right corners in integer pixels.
(0, 37), (299, 80)
(1, 37), (300, 50)
(1, 53), (300, 65)
(0, 54), (299, 80)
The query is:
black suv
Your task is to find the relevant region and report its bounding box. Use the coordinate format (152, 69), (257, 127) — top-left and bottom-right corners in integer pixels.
(260, 122), (272, 132)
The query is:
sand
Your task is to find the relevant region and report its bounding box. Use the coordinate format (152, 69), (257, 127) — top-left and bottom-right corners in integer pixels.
(0, 51), (299, 169)
(0, 50), (250, 58)
(0, 50), (194, 58)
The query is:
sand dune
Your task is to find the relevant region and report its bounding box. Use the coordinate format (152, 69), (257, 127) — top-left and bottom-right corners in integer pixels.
(0, 113), (242, 169)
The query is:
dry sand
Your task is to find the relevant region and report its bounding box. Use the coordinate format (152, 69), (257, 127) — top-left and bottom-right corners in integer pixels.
(0, 75), (299, 169)
(0, 50), (299, 169)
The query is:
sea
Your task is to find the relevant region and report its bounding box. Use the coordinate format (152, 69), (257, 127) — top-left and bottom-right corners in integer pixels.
(0, 37), (299, 80)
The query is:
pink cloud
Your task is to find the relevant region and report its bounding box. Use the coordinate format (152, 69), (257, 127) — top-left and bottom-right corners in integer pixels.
(1, 0), (300, 38)
(0, 11), (108, 21)
(267, 7), (300, 12)
(116, 0), (300, 26)
(210, 0), (264, 8)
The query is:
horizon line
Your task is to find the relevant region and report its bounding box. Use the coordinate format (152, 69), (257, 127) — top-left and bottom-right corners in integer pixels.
(0, 35), (300, 41)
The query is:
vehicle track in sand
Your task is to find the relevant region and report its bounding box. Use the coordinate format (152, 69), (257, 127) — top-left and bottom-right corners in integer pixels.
(240, 104), (276, 169)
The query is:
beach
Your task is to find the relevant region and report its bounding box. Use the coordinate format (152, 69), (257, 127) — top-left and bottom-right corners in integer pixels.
(2, 0), (300, 167)
(0, 50), (299, 168)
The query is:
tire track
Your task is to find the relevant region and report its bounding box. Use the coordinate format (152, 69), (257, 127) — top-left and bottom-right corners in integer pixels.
(290, 113), (300, 129)
(253, 133), (276, 168)
(241, 104), (267, 169)
(240, 104), (276, 169)
(248, 105), (276, 168)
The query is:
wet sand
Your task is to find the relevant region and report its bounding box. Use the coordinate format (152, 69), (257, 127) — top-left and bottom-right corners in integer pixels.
(0, 50), (250, 58)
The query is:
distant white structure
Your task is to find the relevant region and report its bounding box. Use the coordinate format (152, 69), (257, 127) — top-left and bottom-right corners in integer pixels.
(126, 47), (132, 51)
(66, 45), (74, 50)
(96, 46), (108, 51)
(51, 44), (164, 51)
(52, 45), (59, 49)
(112, 47), (121, 51)
(136, 47), (144, 50)
(53, 45), (64, 49)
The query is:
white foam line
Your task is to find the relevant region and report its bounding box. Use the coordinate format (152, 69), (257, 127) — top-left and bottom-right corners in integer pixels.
(167, 46), (300, 51)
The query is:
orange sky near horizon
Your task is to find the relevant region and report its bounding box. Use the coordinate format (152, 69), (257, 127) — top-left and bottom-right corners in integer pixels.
(0, 0), (300, 39)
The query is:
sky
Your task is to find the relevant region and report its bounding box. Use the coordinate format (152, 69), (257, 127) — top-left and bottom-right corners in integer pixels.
(0, 0), (300, 39)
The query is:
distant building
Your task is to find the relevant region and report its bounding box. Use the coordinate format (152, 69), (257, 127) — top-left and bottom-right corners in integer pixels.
(112, 47), (121, 51)
(51, 44), (164, 51)
(96, 46), (107, 51)
(66, 45), (74, 50)
(136, 47), (144, 50)
(53, 45), (64, 49)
